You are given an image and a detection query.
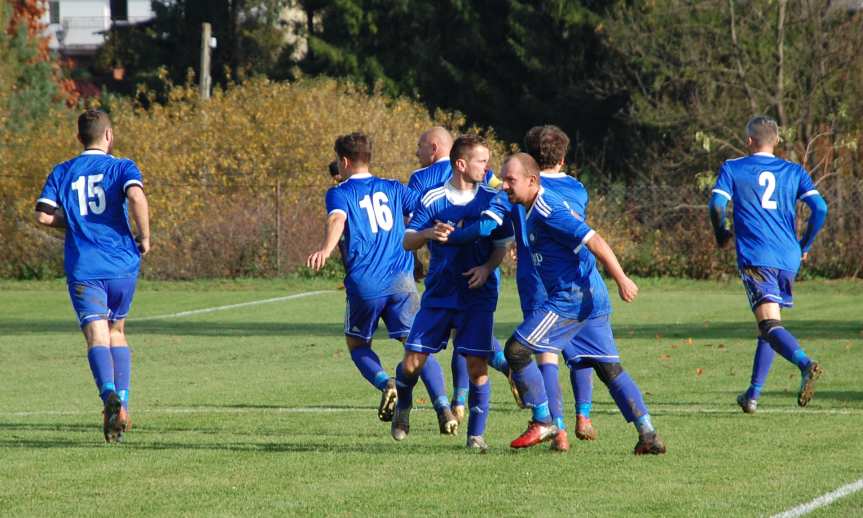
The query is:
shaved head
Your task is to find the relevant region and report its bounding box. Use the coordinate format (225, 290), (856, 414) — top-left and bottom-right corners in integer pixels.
(503, 152), (540, 178)
(416, 126), (454, 166)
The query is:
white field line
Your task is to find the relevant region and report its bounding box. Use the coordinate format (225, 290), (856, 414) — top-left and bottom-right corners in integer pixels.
(2, 404), (862, 418)
(771, 478), (863, 518)
(133, 290), (333, 321)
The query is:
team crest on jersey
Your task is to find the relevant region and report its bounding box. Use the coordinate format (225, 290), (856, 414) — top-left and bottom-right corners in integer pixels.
(529, 233), (535, 242)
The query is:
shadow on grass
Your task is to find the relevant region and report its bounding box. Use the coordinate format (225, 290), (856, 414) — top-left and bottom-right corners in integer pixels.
(0, 435), (463, 454)
(2, 318), (860, 341)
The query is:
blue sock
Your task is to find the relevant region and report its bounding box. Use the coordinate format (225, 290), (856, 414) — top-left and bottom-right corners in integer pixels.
(512, 361), (551, 423)
(350, 345), (389, 390)
(451, 352), (469, 406)
(488, 337), (509, 374)
(634, 414), (655, 435)
(420, 354), (450, 411)
(746, 338), (774, 400)
(765, 326), (812, 371)
(570, 364), (594, 418)
(606, 371), (649, 424)
(87, 346), (115, 402)
(111, 346), (132, 409)
(395, 362), (418, 410)
(467, 380), (491, 437)
(539, 363), (564, 429)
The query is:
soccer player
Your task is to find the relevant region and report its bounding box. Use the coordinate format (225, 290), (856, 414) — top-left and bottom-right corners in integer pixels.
(445, 126), (598, 451)
(393, 135), (514, 451)
(709, 116), (828, 413)
(500, 153), (665, 455)
(307, 133), (449, 424)
(408, 126), (507, 422)
(34, 109), (149, 443)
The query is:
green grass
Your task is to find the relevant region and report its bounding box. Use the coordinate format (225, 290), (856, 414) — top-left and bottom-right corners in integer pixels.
(0, 278), (861, 517)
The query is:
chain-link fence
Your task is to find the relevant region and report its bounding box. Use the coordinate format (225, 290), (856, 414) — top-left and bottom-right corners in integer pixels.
(3, 174), (862, 279)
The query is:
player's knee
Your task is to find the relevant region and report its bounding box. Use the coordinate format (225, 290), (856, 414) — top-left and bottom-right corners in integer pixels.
(346, 336), (371, 350)
(593, 362), (624, 385)
(504, 337), (532, 372)
(758, 319), (783, 339)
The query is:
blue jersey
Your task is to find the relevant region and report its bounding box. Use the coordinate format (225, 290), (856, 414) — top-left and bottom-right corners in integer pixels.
(524, 188), (611, 321)
(407, 182), (513, 311)
(325, 173), (419, 299)
(484, 172), (589, 315)
(712, 153), (819, 272)
(408, 158), (498, 195)
(37, 150), (143, 282)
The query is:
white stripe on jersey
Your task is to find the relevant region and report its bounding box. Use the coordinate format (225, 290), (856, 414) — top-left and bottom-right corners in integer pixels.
(712, 189), (732, 200)
(421, 186), (446, 207)
(799, 190), (820, 200)
(36, 197), (58, 208)
(535, 195), (552, 217)
(482, 209), (503, 225)
(573, 230), (596, 254)
(328, 208), (347, 217)
(123, 179), (144, 191)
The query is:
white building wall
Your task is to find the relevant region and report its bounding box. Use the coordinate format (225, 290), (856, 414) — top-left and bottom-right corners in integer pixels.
(42, 1), (154, 55)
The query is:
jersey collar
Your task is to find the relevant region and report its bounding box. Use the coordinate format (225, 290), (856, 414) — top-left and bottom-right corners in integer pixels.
(81, 149), (108, 156)
(348, 172), (372, 180)
(540, 170), (566, 178)
(526, 186), (546, 219)
(753, 152), (775, 157)
(444, 179), (479, 206)
(434, 157), (450, 164)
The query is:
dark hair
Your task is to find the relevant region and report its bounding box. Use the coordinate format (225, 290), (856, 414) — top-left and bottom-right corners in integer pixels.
(523, 125), (569, 169)
(78, 110), (112, 147)
(450, 134), (487, 163)
(334, 132), (372, 164)
(328, 160), (340, 177)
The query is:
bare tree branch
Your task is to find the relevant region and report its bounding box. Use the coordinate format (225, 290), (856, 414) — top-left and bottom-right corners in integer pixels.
(729, 0), (759, 114)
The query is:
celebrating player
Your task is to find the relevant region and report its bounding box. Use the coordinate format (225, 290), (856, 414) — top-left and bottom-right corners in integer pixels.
(408, 126), (507, 423)
(394, 135), (514, 451)
(307, 132), (449, 424)
(444, 126), (598, 451)
(709, 116), (828, 413)
(500, 153), (665, 455)
(34, 109), (149, 443)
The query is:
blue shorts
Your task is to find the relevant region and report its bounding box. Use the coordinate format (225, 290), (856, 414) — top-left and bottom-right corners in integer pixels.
(740, 267), (794, 310)
(68, 278), (138, 328)
(344, 290), (419, 342)
(404, 307), (494, 357)
(516, 310), (619, 363)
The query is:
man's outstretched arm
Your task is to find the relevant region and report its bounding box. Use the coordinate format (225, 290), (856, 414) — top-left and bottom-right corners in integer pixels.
(307, 212), (346, 271)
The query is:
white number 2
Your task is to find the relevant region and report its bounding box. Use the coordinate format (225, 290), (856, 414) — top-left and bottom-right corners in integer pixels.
(70, 174), (106, 216)
(358, 192), (393, 233)
(758, 171), (777, 210)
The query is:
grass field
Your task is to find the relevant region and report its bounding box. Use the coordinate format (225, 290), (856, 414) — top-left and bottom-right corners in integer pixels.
(1, 277), (861, 517)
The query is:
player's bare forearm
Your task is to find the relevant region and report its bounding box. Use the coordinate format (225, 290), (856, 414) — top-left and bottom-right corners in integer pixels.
(485, 245), (507, 269)
(585, 232), (638, 302)
(307, 213), (346, 270)
(403, 231), (428, 251)
(127, 186), (151, 255)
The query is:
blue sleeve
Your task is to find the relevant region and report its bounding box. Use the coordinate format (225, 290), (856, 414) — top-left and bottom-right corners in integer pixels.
(799, 194), (827, 253)
(446, 217), (500, 245)
(543, 206), (595, 250)
(708, 192), (732, 246)
(400, 183), (420, 217)
(712, 163), (733, 202)
(490, 215), (514, 247)
(796, 167), (818, 200)
(407, 201), (432, 232)
(407, 172), (424, 195)
(325, 187), (347, 216)
(119, 160), (144, 194)
(36, 168), (61, 210)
